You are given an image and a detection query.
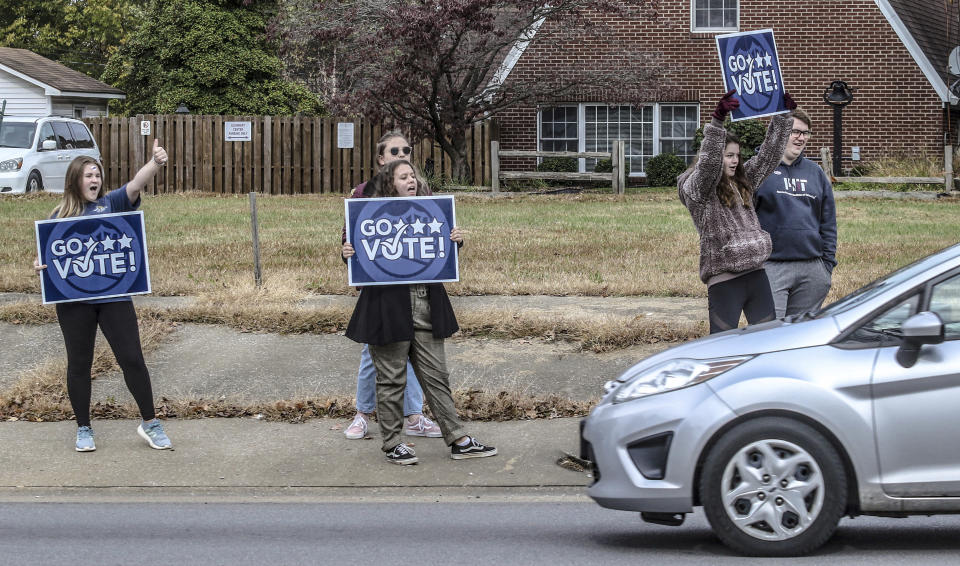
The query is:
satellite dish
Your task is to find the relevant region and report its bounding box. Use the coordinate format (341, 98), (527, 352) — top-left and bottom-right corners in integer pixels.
(950, 46), (960, 76)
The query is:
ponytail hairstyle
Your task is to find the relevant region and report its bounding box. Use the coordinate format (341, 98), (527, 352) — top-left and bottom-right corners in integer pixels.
(52, 156), (106, 218)
(371, 160), (430, 197)
(716, 132), (752, 208)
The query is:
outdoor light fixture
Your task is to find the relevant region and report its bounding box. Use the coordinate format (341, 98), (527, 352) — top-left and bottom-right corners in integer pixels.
(175, 103), (190, 114)
(823, 80), (854, 176)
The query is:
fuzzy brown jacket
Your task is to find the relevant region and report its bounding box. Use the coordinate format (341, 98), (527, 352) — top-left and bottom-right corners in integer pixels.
(677, 114), (792, 284)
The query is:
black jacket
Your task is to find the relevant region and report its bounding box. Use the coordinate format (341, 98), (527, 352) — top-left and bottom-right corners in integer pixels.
(345, 283), (459, 345)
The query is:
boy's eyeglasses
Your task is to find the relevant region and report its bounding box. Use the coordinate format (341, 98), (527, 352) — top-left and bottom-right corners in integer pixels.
(790, 129), (812, 138)
(389, 146), (413, 156)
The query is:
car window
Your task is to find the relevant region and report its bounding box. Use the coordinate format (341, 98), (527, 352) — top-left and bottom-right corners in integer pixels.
(51, 121), (75, 149)
(0, 122), (36, 149)
(843, 295), (920, 345)
(67, 123), (94, 149)
(930, 273), (960, 340)
(37, 123), (56, 151)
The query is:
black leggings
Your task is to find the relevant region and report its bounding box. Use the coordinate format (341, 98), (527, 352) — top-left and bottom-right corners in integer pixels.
(707, 270), (776, 334)
(55, 301), (155, 427)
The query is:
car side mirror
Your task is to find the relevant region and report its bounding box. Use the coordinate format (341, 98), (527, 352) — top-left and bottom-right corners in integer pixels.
(41, 140), (57, 151)
(895, 311), (945, 368)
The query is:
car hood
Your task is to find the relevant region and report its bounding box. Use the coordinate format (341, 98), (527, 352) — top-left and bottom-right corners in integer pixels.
(0, 148), (28, 160)
(612, 316), (841, 381)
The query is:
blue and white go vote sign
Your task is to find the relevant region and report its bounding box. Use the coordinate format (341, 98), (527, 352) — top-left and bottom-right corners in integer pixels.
(35, 211), (151, 304)
(345, 196), (459, 286)
(715, 29), (788, 121)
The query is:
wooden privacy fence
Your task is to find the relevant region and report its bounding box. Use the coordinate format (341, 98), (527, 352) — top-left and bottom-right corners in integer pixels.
(83, 115), (495, 195)
(490, 140), (627, 194)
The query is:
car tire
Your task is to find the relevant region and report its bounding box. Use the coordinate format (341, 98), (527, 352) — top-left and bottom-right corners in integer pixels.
(699, 417), (847, 557)
(27, 171), (43, 193)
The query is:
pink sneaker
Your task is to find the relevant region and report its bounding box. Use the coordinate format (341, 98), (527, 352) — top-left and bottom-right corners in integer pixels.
(404, 415), (443, 438)
(344, 413), (369, 439)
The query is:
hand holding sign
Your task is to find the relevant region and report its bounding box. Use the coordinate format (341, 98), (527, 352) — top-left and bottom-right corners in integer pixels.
(783, 92), (797, 111)
(712, 89), (740, 121)
(152, 139), (168, 166)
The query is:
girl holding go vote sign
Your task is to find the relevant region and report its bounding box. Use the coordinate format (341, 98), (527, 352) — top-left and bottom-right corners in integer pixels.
(33, 139), (173, 452)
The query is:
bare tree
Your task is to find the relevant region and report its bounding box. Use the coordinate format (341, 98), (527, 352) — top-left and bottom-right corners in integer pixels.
(272, 0), (665, 181)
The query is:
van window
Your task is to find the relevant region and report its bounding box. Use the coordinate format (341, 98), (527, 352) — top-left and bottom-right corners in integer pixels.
(37, 123), (56, 151)
(0, 122), (36, 149)
(51, 121), (75, 149)
(67, 122), (94, 149)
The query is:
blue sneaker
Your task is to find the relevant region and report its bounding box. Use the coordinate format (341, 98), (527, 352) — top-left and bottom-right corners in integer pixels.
(137, 420), (172, 450)
(75, 426), (95, 452)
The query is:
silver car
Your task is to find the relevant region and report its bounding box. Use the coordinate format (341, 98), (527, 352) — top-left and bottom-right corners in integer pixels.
(581, 243), (960, 556)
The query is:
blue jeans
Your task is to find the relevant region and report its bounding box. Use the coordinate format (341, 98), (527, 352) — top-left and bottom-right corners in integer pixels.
(355, 344), (423, 416)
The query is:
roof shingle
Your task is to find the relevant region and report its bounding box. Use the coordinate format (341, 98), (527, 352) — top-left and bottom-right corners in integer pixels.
(0, 47), (124, 96)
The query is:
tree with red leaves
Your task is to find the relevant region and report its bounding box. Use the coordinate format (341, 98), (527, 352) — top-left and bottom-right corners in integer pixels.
(272, 0), (665, 182)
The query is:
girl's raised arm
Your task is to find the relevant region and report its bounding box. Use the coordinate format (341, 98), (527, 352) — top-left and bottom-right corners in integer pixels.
(125, 139), (167, 204)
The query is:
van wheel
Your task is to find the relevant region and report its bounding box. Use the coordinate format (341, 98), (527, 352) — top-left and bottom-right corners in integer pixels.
(699, 417), (847, 556)
(27, 171), (43, 193)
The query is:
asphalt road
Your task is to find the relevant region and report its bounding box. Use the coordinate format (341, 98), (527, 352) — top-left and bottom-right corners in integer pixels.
(3, 490), (960, 565)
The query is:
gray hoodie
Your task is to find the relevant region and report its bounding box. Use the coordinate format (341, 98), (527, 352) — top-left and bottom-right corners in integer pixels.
(678, 114), (792, 284)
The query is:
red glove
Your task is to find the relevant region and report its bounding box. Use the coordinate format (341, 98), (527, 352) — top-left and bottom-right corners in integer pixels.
(712, 89), (740, 121)
(783, 92), (797, 111)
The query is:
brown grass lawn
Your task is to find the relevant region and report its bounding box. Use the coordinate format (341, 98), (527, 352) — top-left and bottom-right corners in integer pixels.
(2, 190), (959, 306)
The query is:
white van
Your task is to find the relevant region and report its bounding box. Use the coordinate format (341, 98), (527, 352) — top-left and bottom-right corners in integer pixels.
(0, 116), (101, 194)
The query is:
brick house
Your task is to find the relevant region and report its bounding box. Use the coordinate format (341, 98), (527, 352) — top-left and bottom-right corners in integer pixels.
(494, 0), (959, 179)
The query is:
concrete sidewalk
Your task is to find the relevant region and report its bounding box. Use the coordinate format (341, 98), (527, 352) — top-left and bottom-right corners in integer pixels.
(0, 292), (699, 491)
(0, 418), (589, 491)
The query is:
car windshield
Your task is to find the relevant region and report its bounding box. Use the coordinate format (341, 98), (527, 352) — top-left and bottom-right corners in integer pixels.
(0, 122), (37, 149)
(815, 243), (960, 318)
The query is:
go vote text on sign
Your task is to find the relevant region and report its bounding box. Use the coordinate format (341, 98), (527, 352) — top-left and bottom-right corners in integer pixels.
(35, 211), (151, 304)
(345, 196), (459, 286)
(715, 29), (788, 121)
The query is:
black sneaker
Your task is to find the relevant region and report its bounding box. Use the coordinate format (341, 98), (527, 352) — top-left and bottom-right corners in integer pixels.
(385, 443), (418, 465)
(450, 437), (498, 460)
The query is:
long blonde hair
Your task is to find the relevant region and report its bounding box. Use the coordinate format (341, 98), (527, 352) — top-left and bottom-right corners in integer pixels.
(51, 156), (106, 218)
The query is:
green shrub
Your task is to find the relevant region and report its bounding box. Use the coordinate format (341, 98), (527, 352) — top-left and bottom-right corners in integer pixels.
(593, 158), (631, 175)
(693, 118), (766, 160)
(536, 157), (578, 172)
(645, 153), (687, 187)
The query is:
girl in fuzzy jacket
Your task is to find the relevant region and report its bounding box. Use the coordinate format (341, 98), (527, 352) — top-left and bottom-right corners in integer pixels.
(678, 90), (796, 333)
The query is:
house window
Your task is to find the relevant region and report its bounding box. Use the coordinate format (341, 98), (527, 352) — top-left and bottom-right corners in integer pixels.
(537, 103), (698, 176)
(585, 105), (653, 173)
(692, 0), (738, 32)
(660, 105), (700, 164)
(73, 106), (85, 119)
(539, 106), (578, 152)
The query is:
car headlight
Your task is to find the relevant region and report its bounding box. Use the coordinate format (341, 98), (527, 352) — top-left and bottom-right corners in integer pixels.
(0, 158), (23, 172)
(612, 356), (753, 403)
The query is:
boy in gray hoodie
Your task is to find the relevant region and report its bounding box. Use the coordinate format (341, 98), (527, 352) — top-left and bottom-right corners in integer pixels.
(754, 109), (837, 317)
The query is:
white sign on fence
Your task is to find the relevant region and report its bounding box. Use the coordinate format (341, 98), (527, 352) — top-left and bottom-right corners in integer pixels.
(337, 122), (355, 149)
(140, 121), (151, 136)
(225, 121), (252, 142)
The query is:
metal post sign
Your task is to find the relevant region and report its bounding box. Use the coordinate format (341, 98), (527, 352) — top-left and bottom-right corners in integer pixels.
(345, 196), (459, 286)
(35, 211), (151, 304)
(715, 29), (788, 121)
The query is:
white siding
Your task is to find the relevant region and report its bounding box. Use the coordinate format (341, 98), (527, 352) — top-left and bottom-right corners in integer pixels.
(51, 97), (109, 118)
(0, 71), (50, 115)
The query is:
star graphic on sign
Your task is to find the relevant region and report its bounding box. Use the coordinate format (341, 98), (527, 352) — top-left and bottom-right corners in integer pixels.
(100, 235), (116, 251)
(428, 218), (443, 233)
(118, 234), (133, 249)
(746, 54), (753, 68)
(84, 237), (97, 250)
(411, 218), (426, 234)
(764, 53), (773, 67)
(394, 220), (407, 234)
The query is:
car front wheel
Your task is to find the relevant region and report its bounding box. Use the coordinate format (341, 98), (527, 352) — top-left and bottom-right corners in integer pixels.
(27, 171), (43, 193)
(699, 417), (847, 556)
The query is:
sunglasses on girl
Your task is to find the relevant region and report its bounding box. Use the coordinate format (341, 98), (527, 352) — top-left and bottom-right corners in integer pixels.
(389, 146), (413, 156)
